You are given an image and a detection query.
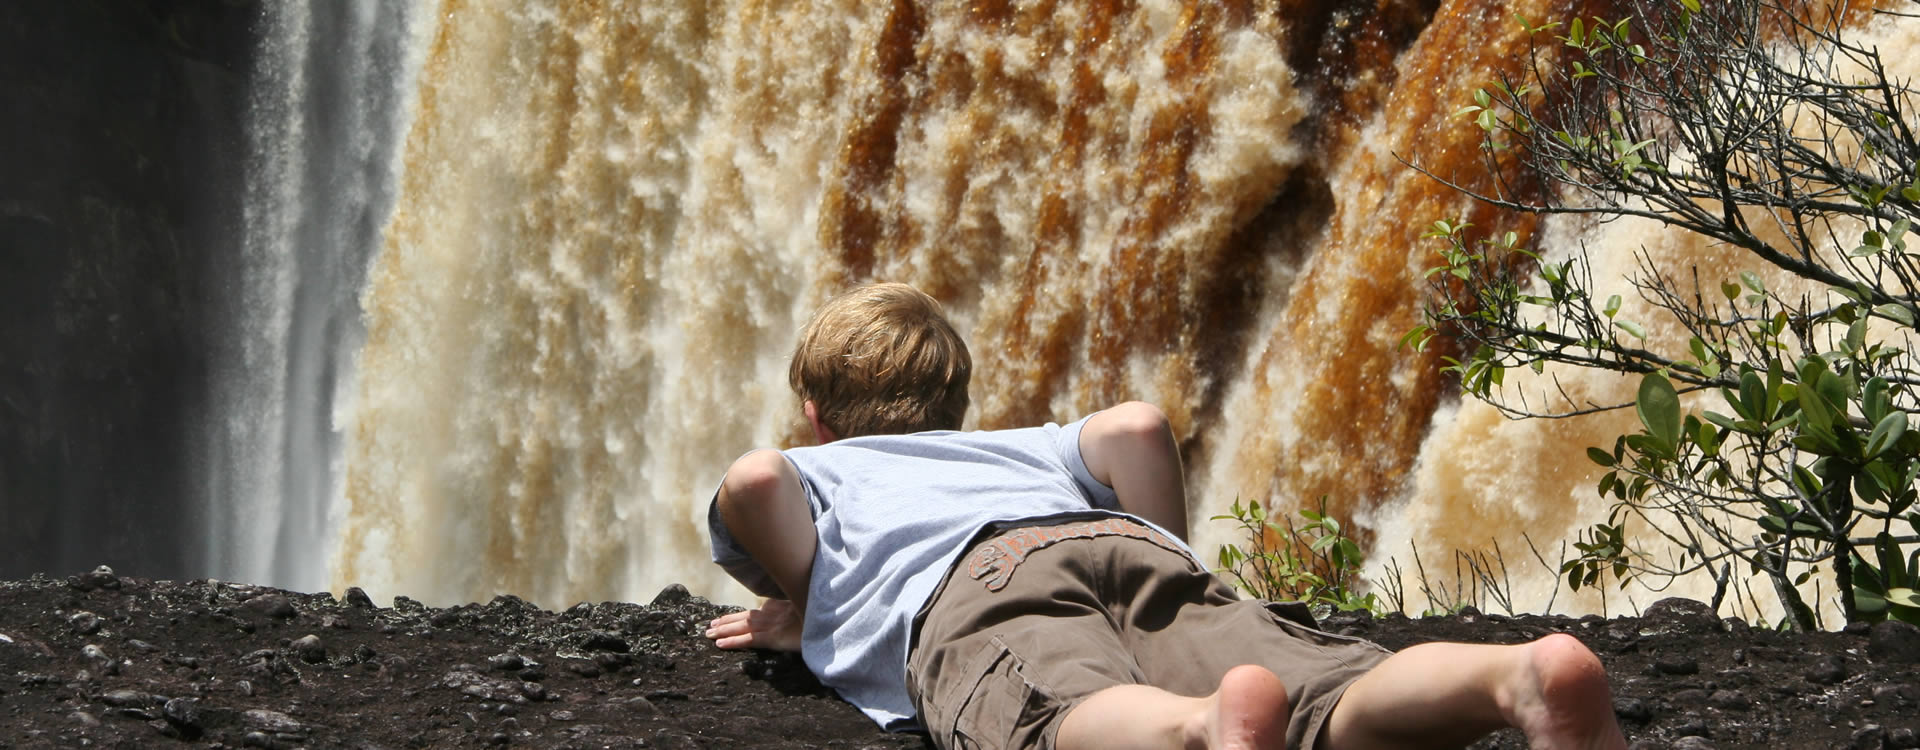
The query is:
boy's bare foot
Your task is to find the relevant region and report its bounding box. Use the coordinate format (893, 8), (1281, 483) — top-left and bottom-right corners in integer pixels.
(1190, 664), (1289, 750)
(1503, 634), (1629, 750)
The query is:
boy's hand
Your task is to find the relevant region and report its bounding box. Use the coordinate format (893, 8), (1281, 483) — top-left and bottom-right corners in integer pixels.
(704, 598), (802, 652)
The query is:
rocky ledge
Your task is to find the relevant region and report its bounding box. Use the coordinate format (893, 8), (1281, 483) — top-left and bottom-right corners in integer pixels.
(2, 569), (1918, 749)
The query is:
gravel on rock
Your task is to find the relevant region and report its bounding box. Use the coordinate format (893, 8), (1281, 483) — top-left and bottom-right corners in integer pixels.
(2, 572), (1917, 749)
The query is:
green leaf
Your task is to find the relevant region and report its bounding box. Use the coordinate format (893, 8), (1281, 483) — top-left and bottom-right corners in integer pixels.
(1722, 281), (1741, 302)
(1615, 319), (1647, 339)
(1868, 411), (1908, 458)
(1741, 270), (1765, 294)
(1680, 0), (1700, 11)
(1638, 372), (1683, 453)
(1587, 447), (1616, 467)
(1857, 587), (1889, 614)
(1704, 411), (1738, 432)
(1604, 294), (1622, 318)
(1890, 588), (1920, 608)
(1876, 303), (1917, 328)
(1878, 533), (1911, 589)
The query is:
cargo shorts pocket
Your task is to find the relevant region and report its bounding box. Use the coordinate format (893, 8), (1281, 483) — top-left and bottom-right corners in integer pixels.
(944, 636), (1039, 750)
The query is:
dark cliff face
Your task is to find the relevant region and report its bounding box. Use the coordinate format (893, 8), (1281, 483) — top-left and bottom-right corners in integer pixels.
(0, 0), (259, 579)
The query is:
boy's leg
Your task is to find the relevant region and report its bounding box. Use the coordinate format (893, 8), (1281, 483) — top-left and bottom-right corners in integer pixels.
(1321, 634), (1628, 750)
(1056, 665), (1291, 750)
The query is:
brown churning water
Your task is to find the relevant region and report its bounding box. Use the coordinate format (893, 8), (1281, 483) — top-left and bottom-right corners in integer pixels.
(332, 0), (1920, 618)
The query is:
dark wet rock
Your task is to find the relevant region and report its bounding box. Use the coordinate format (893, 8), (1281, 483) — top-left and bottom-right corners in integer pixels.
(1889, 727), (1919, 749)
(344, 587), (375, 609)
(242, 708), (307, 736)
(594, 651), (633, 672)
(1641, 598), (1719, 634)
(162, 697), (203, 738)
(1668, 688), (1708, 706)
(240, 594), (297, 620)
(73, 565), (121, 591)
(1671, 737), (1716, 750)
(651, 584), (692, 606)
(567, 659), (603, 678)
(1809, 655), (1849, 684)
(69, 610), (101, 635)
(1871, 683), (1915, 705)
(622, 696), (658, 716)
(443, 670), (537, 704)
(1706, 689), (1746, 711)
(1614, 696), (1653, 722)
(1854, 724), (1887, 750)
(68, 711), (102, 727)
(565, 602), (594, 618)
(1672, 715), (1711, 737)
(100, 688), (157, 707)
(291, 634), (326, 664)
(576, 630), (630, 652)
(488, 652), (525, 671)
(1868, 620), (1920, 664)
(10, 572), (1920, 749)
(1655, 657), (1700, 675)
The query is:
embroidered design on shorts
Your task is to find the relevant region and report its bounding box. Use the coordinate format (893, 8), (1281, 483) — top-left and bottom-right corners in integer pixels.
(965, 519), (1186, 591)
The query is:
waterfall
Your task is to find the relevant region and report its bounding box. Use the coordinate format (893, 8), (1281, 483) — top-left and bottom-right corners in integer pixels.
(293, 0), (1920, 621)
(207, 1), (429, 592)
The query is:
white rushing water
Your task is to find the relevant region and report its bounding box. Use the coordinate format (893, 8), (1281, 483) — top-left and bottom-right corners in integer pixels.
(207, 1), (431, 592)
(208, 0), (1918, 624)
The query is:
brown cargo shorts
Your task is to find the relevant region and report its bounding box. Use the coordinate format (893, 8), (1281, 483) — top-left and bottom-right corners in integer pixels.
(905, 518), (1391, 750)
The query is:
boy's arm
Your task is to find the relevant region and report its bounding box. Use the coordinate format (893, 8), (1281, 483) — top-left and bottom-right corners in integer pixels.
(1079, 401), (1190, 541)
(706, 449), (816, 651)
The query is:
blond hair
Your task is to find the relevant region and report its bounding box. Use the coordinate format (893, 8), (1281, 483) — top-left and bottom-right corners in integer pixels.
(789, 282), (971, 437)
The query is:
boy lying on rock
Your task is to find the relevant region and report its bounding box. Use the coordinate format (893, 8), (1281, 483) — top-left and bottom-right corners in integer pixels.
(703, 282), (1629, 750)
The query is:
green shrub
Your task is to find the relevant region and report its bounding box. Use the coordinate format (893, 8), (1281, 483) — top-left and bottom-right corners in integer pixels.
(1211, 497), (1382, 616)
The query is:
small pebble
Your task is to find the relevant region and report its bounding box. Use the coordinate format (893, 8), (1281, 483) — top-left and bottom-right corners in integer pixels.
(1853, 724), (1886, 750)
(1808, 655), (1849, 685)
(623, 696), (658, 716)
(68, 611), (101, 635)
(292, 634), (327, 664)
(1613, 696), (1653, 723)
(650, 584), (691, 606)
(242, 594), (297, 620)
(1656, 657), (1701, 676)
(101, 688), (154, 707)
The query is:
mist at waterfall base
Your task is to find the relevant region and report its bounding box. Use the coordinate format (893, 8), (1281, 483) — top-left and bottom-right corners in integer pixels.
(43, 2), (1913, 621)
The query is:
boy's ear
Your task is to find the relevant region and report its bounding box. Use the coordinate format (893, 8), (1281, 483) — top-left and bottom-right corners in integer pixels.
(803, 400), (840, 445)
